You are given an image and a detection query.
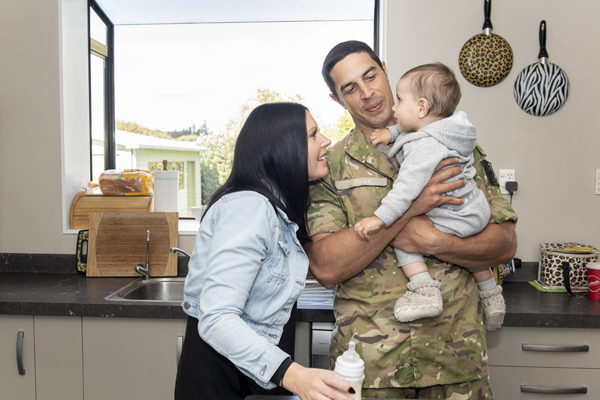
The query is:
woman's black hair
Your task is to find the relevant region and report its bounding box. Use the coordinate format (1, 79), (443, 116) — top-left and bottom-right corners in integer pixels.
(202, 102), (312, 243)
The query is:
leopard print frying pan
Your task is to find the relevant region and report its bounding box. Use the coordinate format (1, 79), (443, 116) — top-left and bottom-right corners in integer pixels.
(459, 0), (513, 87)
(513, 20), (570, 116)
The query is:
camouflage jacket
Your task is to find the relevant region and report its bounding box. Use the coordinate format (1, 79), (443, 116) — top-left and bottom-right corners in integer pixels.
(307, 127), (518, 389)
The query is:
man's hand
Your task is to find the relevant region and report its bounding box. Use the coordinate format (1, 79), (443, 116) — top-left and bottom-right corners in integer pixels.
(404, 158), (466, 219)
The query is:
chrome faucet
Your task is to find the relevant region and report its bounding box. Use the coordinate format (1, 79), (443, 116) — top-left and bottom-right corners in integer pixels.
(170, 247), (191, 259)
(135, 230), (151, 280)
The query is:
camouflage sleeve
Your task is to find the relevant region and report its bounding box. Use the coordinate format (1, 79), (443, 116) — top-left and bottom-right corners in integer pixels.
(307, 174), (349, 236)
(473, 144), (518, 226)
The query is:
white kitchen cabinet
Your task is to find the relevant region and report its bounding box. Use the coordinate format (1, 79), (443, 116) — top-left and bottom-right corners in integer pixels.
(82, 316), (187, 400)
(0, 315), (84, 400)
(34, 315), (83, 400)
(487, 327), (599, 399)
(0, 315), (36, 400)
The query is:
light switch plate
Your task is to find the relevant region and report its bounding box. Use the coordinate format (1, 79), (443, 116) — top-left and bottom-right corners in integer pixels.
(595, 169), (600, 195)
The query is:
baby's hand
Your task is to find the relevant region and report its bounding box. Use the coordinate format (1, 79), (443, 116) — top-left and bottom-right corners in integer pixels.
(371, 128), (392, 146)
(354, 216), (385, 239)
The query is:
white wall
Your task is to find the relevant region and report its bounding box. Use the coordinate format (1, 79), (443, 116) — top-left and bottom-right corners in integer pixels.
(0, 0), (65, 253)
(385, 0), (600, 261)
(1, 0), (598, 261)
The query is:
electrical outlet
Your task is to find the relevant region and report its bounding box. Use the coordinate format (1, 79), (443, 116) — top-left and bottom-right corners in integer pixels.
(596, 169), (600, 195)
(498, 169), (515, 195)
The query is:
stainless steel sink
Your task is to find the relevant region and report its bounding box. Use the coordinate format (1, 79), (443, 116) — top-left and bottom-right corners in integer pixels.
(105, 277), (185, 304)
(105, 277), (324, 305)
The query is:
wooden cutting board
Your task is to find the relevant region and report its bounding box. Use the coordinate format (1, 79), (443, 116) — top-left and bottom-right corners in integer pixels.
(86, 212), (178, 277)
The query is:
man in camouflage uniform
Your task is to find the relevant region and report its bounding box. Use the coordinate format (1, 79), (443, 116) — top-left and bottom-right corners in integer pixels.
(304, 41), (518, 399)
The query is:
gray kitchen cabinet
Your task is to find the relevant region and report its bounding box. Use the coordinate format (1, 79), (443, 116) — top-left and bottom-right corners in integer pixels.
(487, 327), (599, 399)
(0, 315), (82, 400)
(82, 316), (187, 400)
(34, 315), (84, 400)
(0, 315), (36, 400)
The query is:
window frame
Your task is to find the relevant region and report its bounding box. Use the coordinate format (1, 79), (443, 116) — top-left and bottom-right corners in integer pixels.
(89, 0), (116, 179)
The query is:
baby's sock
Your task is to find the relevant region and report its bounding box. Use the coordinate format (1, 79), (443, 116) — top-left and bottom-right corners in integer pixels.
(477, 277), (497, 292)
(409, 272), (432, 282)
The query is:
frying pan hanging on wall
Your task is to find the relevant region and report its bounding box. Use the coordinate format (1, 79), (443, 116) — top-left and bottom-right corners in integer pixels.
(513, 20), (569, 116)
(459, 0), (513, 87)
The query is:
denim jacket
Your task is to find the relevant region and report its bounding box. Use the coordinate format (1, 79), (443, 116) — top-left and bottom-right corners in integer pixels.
(182, 191), (308, 389)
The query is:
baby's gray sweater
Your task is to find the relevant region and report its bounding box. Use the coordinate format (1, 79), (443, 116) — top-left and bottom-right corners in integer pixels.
(374, 111), (478, 225)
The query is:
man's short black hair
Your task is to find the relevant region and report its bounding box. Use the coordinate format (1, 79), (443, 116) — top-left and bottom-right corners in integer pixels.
(322, 40), (384, 99)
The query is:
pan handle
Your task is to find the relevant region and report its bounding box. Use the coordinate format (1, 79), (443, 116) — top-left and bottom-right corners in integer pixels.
(538, 20), (549, 59)
(482, 0), (493, 31)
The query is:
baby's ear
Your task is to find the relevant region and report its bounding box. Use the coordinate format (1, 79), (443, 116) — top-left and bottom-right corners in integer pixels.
(417, 98), (430, 118)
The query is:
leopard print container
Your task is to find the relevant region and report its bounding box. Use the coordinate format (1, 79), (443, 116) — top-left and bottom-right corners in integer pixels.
(539, 243), (599, 289)
(459, 33), (513, 87)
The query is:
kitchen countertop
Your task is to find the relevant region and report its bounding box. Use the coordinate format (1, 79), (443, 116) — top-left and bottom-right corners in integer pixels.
(1, 272), (600, 328)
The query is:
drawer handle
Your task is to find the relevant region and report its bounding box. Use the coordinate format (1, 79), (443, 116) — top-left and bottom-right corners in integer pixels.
(16, 331), (26, 375)
(521, 385), (587, 394)
(522, 344), (589, 352)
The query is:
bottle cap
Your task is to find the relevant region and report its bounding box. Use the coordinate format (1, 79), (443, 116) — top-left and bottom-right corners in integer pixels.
(334, 341), (364, 377)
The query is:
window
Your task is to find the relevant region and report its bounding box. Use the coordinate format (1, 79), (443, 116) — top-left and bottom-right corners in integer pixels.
(90, 0), (377, 218)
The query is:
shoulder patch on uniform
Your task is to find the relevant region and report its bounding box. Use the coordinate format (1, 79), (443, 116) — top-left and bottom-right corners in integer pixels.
(481, 160), (499, 186)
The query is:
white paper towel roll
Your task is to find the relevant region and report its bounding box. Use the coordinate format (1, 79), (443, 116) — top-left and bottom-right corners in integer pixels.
(154, 170), (179, 212)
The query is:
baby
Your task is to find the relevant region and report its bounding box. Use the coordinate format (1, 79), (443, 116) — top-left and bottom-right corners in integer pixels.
(354, 62), (505, 331)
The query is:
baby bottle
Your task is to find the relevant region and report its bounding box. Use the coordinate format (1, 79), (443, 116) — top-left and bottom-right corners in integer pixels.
(333, 341), (364, 400)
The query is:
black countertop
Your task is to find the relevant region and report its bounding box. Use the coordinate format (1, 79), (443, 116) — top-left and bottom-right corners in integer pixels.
(1, 273), (600, 328)
(0, 273), (186, 319)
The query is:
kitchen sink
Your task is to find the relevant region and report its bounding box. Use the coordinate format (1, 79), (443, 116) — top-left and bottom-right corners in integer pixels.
(105, 277), (185, 304)
(105, 277), (326, 306)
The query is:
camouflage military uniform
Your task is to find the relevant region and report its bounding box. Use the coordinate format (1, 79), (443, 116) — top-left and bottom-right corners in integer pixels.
(307, 127), (517, 392)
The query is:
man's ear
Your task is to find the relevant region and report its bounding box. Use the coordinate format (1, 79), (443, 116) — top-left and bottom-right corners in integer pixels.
(417, 98), (430, 118)
(330, 93), (344, 108)
(382, 60), (389, 76)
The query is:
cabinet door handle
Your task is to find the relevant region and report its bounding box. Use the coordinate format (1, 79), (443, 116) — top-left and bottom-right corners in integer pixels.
(522, 344), (589, 352)
(16, 331), (26, 375)
(177, 336), (184, 365)
(521, 385), (587, 394)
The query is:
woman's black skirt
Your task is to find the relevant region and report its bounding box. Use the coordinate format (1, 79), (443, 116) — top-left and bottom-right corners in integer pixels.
(174, 306), (297, 400)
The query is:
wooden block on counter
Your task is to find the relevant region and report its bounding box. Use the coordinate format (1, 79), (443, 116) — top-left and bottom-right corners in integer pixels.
(69, 192), (154, 230)
(86, 212), (178, 277)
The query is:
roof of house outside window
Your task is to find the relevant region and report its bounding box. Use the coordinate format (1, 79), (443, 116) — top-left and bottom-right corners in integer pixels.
(115, 130), (207, 152)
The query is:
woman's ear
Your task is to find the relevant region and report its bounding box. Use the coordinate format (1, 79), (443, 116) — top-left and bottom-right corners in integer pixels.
(417, 98), (430, 119)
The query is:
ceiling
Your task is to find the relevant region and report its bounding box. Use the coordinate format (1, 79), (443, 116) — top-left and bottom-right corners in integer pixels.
(95, 0), (374, 25)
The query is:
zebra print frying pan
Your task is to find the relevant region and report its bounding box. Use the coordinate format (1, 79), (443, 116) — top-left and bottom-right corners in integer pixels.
(514, 20), (569, 116)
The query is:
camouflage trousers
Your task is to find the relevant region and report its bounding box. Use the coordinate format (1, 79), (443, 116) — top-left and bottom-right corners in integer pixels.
(362, 375), (493, 399)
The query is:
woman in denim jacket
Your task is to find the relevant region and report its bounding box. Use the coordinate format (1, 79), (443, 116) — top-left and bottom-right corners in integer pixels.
(175, 103), (355, 400)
